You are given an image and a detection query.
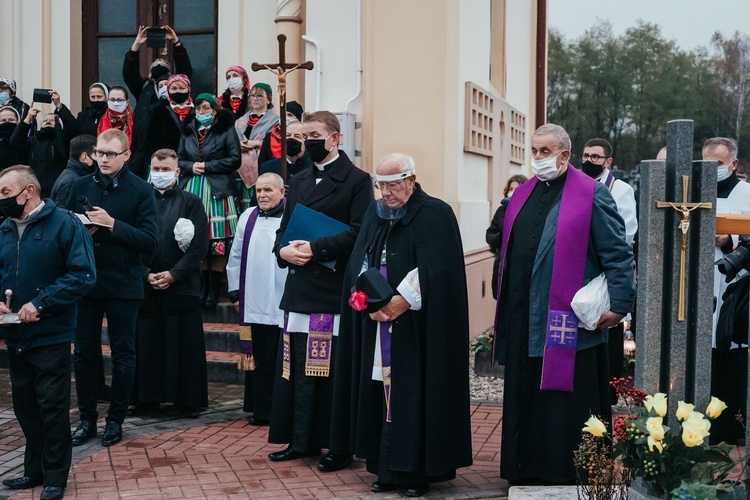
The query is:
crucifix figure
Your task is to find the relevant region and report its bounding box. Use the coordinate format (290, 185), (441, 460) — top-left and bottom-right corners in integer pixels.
(656, 175), (713, 321)
(251, 34), (314, 182)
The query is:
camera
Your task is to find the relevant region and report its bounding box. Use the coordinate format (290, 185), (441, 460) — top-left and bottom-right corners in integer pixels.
(717, 235), (750, 282)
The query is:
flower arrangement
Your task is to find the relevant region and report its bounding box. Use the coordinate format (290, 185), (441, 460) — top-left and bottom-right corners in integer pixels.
(578, 377), (746, 499)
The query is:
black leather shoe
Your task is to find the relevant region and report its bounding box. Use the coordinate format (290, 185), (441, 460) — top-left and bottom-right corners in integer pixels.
(405, 484), (430, 497)
(71, 420), (97, 446)
(316, 452), (352, 472)
(183, 407), (200, 419)
(249, 417), (270, 426)
(40, 486), (65, 500)
(101, 421), (122, 447)
(2, 476), (42, 489)
(268, 446), (314, 462)
(370, 481), (396, 493)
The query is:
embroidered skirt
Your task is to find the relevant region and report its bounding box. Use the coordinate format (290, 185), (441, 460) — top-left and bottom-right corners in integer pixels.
(184, 174), (238, 256)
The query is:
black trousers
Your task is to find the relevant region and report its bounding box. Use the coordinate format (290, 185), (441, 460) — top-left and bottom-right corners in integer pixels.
(8, 342), (72, 487)
(243, 323), (281, 420)
(607, 323), (625, 404)
(74, 297), (140, 425)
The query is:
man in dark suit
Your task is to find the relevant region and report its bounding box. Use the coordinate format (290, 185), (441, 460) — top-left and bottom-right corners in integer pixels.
(67, 129), (159, 448)
(268, 110), (374, 472)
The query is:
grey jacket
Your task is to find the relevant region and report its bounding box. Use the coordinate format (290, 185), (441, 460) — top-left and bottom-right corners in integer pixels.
(503, 182), (635, 358)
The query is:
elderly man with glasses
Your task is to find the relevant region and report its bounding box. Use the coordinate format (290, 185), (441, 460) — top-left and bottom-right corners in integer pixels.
(66, 128), (158, 448)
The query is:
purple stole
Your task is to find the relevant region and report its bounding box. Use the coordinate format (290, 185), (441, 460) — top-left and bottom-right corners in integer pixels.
(237, 208), (261, 371)
(378, 264), (393, 422)
(499, 166), (595, 392)
(282, 313), (335, 379)
(602, 170), (615, 191)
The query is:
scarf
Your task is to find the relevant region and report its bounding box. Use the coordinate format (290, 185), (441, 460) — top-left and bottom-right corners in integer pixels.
(98, 108), (133, 146)
(170, 102), (194, 122)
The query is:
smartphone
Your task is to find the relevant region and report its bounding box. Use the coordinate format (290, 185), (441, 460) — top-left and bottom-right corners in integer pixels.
(33, 88), (53, 104)
(146, 27), (166, 48)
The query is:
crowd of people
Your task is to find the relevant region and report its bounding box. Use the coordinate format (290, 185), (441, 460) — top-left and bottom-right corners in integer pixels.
(0, 25), (746, 500)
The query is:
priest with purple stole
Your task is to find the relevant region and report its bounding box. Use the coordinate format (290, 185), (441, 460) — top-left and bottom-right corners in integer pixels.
(329, 153), (472, 498)
(494, 123), (635, 485)
(226, 173), (287, 426)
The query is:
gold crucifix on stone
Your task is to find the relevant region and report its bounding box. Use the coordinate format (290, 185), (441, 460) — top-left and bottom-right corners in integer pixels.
(655, 175), (713, 322)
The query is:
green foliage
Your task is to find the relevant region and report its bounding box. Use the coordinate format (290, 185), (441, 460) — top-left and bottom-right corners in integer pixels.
(547, 23), (750, 173)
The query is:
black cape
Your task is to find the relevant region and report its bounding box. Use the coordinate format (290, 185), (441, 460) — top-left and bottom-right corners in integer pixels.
(329, 185), (473, 479)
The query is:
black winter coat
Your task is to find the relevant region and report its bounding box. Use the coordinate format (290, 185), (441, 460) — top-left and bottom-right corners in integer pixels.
(50, 157), (93, 207)
(66, 165), (159, 299)
(145, 102), (183, 160)
(177, 109), (241, 200)
(69, 104), (107, 138)
(273, 151), (374, 313)
(10, 120), (69, 198)
(0, 200), (96, 352)
(122, 44), (193, 178)
(0, 124), (26, 171)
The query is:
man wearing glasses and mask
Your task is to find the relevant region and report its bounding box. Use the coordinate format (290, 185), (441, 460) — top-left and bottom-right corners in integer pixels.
(580, 138), (637, 401)
(66, 129), (158, 448)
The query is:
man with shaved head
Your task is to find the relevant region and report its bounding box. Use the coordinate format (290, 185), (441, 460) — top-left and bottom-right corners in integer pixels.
(329, 153), (472, 497)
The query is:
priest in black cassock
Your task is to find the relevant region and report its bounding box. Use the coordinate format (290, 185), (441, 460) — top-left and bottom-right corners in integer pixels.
(134, 148), (209, 417)
(329, 153), (472, 498)
(494, 123), (635, 484)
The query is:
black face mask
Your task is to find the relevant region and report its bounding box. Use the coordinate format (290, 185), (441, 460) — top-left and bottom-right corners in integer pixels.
(36, 126), (55, 140)
(0, 189), (27, 219)
(581, 161), (605, 179)
(0, 122), (16, 137)
(169, 91), (190, 104)
(286, 138), (303, 157)
(91, 101), (108, 110)
(304, 138), (330, 163)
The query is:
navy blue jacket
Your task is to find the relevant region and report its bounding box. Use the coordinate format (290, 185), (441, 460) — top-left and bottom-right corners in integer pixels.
(0, 200), (96, 353)
(66, 165), (159, 299)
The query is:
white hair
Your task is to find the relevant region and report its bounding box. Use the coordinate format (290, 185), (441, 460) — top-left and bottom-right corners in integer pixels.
(533, 123), (572, 151)
(377, 153), (416, 175)
(256, 172), (284, 189)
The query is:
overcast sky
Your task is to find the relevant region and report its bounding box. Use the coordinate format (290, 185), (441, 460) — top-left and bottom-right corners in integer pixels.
(549, 0), (750, 51)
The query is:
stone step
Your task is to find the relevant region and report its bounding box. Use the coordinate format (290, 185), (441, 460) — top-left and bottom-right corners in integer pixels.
(0, 340), (244, 384)
(201, 298), (240, 324)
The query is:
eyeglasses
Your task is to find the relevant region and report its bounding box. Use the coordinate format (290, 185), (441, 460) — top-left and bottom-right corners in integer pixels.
(92, 149), (128, 159)
(108, 98), (127, 103)
(374, 180), (405, 192)
(248, 94), (266, 99)
(581, 153), (609, 162)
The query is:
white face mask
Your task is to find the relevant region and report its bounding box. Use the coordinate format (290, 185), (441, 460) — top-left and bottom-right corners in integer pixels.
(531, 152), (565, 181)
(157, 86), (168, 100)
(151, 171), (177, 190)
(717, 164), (732, 182)
(108, 100), (128, 113)
(227, 77), (243, 92)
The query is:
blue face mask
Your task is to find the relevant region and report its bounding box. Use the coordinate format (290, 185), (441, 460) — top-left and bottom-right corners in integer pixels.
(0, 92), (10, 105)
(195, 112), (213, 126)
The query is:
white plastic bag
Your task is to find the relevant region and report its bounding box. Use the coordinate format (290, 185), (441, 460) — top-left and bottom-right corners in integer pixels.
(570, 273), (610, 330)
(173, 218), (195, 253)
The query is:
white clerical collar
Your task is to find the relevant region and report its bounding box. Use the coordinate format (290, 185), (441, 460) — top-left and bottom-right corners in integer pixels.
(315, 153), (339, 170)
(596, 168), (611, 182)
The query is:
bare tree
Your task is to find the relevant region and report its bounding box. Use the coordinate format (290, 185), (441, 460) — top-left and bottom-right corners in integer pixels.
(711, 31), (750, 149)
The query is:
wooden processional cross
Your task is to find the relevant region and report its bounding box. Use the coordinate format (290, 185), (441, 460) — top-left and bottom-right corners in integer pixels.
(251, 34), (314, 182)
(655, 175), (713, 322)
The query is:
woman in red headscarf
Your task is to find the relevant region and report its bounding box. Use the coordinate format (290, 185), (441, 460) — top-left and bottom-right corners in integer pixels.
(146, 74), (195, 160)
(97, 85), (134, 145)
(220, 66), (251, 120)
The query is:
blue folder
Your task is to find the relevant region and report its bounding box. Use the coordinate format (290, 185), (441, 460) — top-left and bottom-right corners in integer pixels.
(281, 204), (351, 269)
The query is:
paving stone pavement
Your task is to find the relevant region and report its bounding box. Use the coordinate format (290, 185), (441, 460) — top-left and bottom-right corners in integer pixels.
(0, 369), (508, 499)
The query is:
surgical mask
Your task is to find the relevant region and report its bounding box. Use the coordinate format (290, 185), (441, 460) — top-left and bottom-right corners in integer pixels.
(227, 77), (243, 92)
(531, 152), (564, 182)
(151, 171), (177, 190)
(286, 138), (302, 157)
(108, 100), (128, 113)
(581, 160), (604, 179)
(157, 86), (168, 100)
(0, 92), (10, 105)
(305, 134), (333, 163)
(196, 113), (214, 126)
(0, 189), (27, 219)
(717, 165), (731, 182)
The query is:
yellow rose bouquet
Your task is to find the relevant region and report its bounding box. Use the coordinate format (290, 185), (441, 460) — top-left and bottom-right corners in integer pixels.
(579, 379), (745, 499)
